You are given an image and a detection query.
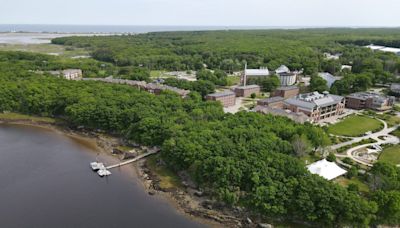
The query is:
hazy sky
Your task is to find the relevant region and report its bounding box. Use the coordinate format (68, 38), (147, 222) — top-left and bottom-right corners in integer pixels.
(1, 0), (399, 27)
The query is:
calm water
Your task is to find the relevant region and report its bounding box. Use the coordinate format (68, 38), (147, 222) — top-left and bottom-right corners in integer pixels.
(0, 24), (302, 33)
(0, 124), (204, 228)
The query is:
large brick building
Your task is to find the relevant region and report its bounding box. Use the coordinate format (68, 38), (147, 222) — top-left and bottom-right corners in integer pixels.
(257, 96), (285, 109)
(206, 91), (236, 107)
(284, 91), (345, 122)
(234, 85), (261, 97)
(273, 86), (300, 99)
(345, 92), (395, 111)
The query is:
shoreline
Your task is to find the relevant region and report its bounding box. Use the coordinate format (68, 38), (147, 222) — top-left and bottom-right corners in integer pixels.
(0, 117), (261, 228)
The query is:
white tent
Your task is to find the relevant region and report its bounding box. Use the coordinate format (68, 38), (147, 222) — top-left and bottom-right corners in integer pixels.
(307, 159), (347, 180)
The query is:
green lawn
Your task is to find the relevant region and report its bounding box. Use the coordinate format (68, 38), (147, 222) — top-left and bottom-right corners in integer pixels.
(328, 115), (383, 137)
(0, 112), (56, 123)
(335, 177), (370, 193)
(379, 145), (400, 165)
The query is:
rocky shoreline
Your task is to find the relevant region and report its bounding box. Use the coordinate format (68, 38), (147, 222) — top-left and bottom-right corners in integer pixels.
(0, 117), (274, 228)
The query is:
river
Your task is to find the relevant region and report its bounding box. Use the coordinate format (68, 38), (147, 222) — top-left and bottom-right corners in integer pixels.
(0, 124), (204, 228)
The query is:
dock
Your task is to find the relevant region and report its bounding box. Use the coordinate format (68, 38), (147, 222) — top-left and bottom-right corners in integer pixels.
(106, 149), (159, 169)
(91, 147), (160, 177)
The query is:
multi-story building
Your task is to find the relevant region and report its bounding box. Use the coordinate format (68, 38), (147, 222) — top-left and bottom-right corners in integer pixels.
(257, 96), (285, 109)
(254, 105), (311, 124)
(206, 91), (236, 107)
(345, 92), (395, 111)
(273, 86), (300, 99)
(283, 91), (345, 122)
(234, 85), (260, 97)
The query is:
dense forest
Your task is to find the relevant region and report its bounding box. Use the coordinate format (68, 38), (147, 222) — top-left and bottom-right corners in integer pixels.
(1, 49), (400, 226)
(52, 29), (400, 95)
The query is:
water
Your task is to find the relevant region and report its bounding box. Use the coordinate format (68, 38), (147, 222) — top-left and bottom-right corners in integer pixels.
(0, 124), (204, 228)
(0, 24), (301, 34)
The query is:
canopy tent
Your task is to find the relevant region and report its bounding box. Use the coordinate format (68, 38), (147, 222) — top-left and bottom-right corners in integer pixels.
(307, 159), (347, 180)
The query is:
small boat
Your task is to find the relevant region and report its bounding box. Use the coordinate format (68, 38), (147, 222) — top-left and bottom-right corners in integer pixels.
(90, 162), (105, 171)
(97, 168), (112, 177)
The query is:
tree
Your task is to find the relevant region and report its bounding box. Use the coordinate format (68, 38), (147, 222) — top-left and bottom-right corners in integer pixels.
(291, 134), (312, 157)
(326, 153), (336, 162)
(310, 75), (329, 92)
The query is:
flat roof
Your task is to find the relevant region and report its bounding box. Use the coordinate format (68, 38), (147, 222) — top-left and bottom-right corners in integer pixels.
(276, 86), (299, 91)
(259, 96), (285, 103)
(207, 91), (235, 97)
(236, 85), (260, 89)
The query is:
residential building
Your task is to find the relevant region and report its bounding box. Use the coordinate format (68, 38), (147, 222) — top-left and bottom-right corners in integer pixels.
(273, 86), (300, 99)
(284, 91), (345, 122)
(257, 96), (285, 109)
(318, 72), (342, 88)
(345, 92), (395, 111)
(254, 105), (311, 124)
(206, 91), (236, 107)
(234, 85), (260, 97)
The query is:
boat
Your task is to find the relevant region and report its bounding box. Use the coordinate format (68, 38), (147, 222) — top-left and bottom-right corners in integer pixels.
(90, 162), (105, 171)
(97, 168), (112, 177)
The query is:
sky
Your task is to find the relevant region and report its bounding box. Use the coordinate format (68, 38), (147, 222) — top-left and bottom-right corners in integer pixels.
(1, 0), (400, 27)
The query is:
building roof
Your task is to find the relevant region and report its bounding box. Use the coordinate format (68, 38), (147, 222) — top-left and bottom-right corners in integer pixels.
(275, 65), (290, 74)
(254, 105), (310, 123)
(245, 68), (270, 76)
(391, 83), (400, 91)
(236, 85), (260, 90)
(346, 92), (382, 100)
(207, 91), (235, 98)
(366, 45), (400, 54)
(380, 47), (400, 54)
(318, 72), (342, 81)
(276, 85), (299, 91)
(62, 69), (82, 74)
(259, 96), (285, 103)
(307, 159), (347, 180)
(285, 91), (344, 110)
(366, 44), (385, 50)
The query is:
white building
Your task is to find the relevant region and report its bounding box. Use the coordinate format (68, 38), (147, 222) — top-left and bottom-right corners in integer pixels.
(307, 159), (347, 181)
(318, 72), (342, 88)
(366, 44), (400, 56)
(276, 65), (297, 86)
(49, 69), (83, 80)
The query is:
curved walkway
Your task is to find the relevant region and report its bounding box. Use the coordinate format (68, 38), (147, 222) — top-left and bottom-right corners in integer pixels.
(332, 118), (399, 167)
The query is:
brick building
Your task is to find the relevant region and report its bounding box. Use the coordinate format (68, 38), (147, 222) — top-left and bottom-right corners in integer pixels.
(284, 91), (345, 122)
(206, 91), (236, 107)
(234, 85), (261, 97)
(257, 97), (285, 109)
(273, 86), (300, 99)
(346, 92), (395, 111)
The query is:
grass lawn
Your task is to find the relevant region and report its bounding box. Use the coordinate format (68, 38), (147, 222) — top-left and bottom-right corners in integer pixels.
(328, 115), (383, 137)
(150, 70), (165, 78)
(379, 145), (400, 165)
(335, 177), (370, 193)
(0, 112), (56, 123)
(146, 154), (182, 190)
